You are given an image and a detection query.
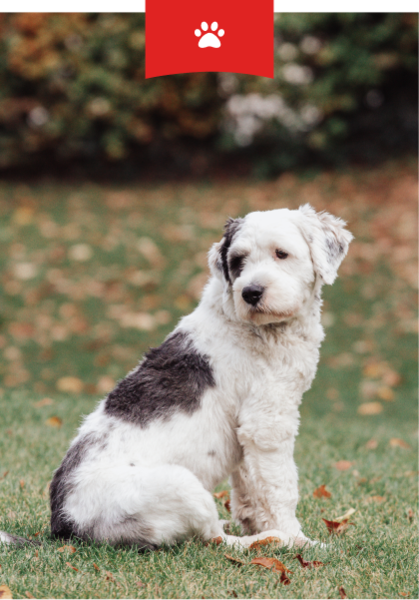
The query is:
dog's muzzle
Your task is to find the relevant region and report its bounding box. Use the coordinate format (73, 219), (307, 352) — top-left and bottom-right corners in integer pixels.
(242, 284), (264, 306)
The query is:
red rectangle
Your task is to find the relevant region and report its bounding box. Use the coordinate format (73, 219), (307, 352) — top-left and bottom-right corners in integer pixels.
(146, 0), (273, 78)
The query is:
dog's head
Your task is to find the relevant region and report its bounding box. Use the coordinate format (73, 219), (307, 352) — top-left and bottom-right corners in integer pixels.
(209, 205), (353, 325)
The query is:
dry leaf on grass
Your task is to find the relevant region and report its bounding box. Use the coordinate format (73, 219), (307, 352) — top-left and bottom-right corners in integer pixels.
(249, 536), (283, 551)
(58, 545), (76, 553)
(293, 554), (324, 569)
(24, 593), (35, 599)
(0, 585), (13, 599)
(407, 508), (414, 522)
(93, 563), (100, 571)
(250, 556), (293, 583)
(105, 571), (115, 582)
(334, 460), (354, 471)
(214, 491), (231, 512)
(365, 439), (378, 450)
(389, 438), (410, 449)
(367, 495), (386, 503)
(65, 562), (78, 571)
(313, 484), (331, 498)
(214, 491), (229, 499)
(224, 554), (245, 566)
(206, 536), (223, 546)
(45, 416), (62, 428)
(33, 398), (54, 408)
(377, 386), (394, 401)
(335, 508), (356, 522)
(56, 376), (83, 394)
(339, 585), (348, 599)
(357, 402), (383, 415)
(322, 518), (354, 535)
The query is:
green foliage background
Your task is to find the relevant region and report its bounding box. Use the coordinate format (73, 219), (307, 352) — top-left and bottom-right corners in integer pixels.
(0, 13), (417, 174)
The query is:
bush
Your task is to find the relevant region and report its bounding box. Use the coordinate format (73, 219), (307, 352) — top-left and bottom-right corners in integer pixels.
(224, 13), (418, 175)
(0, 14), (221, 170)
(0, 13), (417, 174)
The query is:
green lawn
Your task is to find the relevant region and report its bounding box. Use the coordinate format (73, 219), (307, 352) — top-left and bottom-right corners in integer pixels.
(0, 161), (417, 599)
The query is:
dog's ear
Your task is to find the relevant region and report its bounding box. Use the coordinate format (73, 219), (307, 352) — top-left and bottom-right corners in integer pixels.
(297, 204), (353, 285)
(208, 217), (244, 283)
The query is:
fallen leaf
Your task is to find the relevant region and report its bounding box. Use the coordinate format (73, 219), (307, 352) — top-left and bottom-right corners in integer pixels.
(137, 237), (165, 268)
(1, 471), (9, 479)
(33, 398), (54, 408)
(56, 376), (83, 394)
(214, 491), (229, 499)
(313, 484), (331, 498)
(96, 376), (115, 394)
(294, 554), (324, 568)
(377, 386), (394, 401)
(224, 499), (231, 512)
(24, 593), (35, 599)
(45, 416), (62, 428)
(407, 509), (414, 522)
(105, 571), (115, 582)
(58, 545), (76, 553)
(389, 438), (410, 449)
(357, 402), (383, 415)
(228, 590), (238, 598)
(366, 496), (386, 503)
(93, 563), (100, 571)
(224, 554), (245, 566)
(365, 439), (378, 450)
(136, 581), (145, 588)
(66, 562), (78, 571)
(249, 536), (283, 551)
(280, 571), (292, 585)
(334, 460), (354, 471)
(210, 536), (223, 545)
(335, 508), (356, 522)
(250, 556), (293, 575)
(382, 369), (402, 387)
(339, 585), (348, 599)
(68, 243), (93, 262)
(0, 585), (13, 599)
(322, 518), (353, 535)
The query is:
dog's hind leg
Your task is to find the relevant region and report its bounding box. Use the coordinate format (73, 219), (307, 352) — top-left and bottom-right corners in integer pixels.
(64, 463), (224, 547)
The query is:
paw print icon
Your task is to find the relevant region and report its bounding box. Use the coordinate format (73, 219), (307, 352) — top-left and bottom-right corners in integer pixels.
(194, 22), (225, 48)
(146, 4), (273, 79)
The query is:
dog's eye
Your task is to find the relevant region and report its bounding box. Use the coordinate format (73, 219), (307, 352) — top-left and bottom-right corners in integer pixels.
(229, 254), (246, 278)
(275, 249), (289, 260)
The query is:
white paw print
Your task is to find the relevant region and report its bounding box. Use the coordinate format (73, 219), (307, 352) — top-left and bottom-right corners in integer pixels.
(194, 22), (225, 48)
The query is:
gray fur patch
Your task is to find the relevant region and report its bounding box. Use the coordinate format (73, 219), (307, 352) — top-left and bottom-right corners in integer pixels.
(50, 433), (97, 539)
(104, 331), (215, 426)
(220, 217), (245, 284)
(0, 531), (40, 547)
(325, 236), (344, 263)
(78, 514), (156, 550)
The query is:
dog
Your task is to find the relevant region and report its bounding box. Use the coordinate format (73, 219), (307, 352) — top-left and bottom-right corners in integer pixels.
(1, 204), (352, 550)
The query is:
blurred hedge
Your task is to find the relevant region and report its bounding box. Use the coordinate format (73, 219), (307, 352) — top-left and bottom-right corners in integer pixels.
(0, 13), (417, 175)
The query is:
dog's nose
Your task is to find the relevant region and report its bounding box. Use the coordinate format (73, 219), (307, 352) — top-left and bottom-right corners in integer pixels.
(242, 284), (264, 306)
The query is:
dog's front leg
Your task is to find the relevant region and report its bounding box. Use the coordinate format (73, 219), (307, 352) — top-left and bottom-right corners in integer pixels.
(232, 409), (308, 544)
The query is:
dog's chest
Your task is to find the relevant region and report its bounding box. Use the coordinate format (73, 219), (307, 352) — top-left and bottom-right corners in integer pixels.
(216, 327), (320, 405)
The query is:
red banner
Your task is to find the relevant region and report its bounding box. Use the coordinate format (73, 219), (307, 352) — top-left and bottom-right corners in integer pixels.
(146, 0), (274, 79)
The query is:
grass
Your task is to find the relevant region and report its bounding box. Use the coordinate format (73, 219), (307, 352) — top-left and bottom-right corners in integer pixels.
(0, 160), (418, 598)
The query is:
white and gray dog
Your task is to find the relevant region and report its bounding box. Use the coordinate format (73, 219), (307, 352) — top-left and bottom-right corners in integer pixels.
(1, 204), (352, 550)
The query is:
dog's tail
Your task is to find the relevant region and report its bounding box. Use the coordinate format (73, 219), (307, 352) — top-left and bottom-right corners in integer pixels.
(0, 530), (40, 546)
